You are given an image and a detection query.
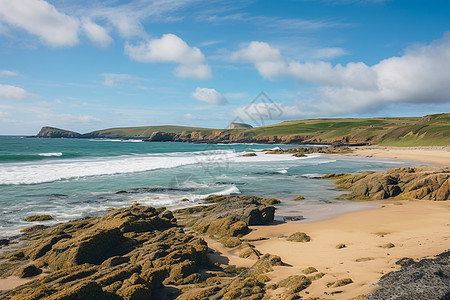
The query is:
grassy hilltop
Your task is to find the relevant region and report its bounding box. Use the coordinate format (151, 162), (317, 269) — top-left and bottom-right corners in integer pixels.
(37, 113), (450, 146)
(238, 113), (450, 146)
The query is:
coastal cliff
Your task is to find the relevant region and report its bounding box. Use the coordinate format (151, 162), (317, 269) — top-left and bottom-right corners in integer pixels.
(34, 113), (450, 146)
(35, 127), (81, 138)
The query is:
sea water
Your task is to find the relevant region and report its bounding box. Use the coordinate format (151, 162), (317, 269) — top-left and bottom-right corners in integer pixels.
(0, 136), (416, 238)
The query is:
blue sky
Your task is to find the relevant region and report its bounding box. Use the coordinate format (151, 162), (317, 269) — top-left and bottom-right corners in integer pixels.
(0, 0), (449, 134)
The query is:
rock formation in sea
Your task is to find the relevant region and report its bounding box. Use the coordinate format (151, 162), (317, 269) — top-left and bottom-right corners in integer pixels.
(35, 127), (81, 138)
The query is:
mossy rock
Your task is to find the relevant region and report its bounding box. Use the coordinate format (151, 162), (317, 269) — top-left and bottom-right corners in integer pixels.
(286, 232), (311, 242)
(336, 243), (346, 249)
(242, 153), (257, 157)
(355, 257), (375, 262)
(302, 266), (318, 274)
(261, 198), (281, 205)
(278, 275), (312, 293)
(181, 198), (189, 202)
(293, 195), (305, 201)
(322, 173), (349, 180)
(308, 272), (325, 281)
(333, 278), (353, 287)
(203, 194), (227, 203)
(222, 236), (242, 248)
(25, 215), (53, 222)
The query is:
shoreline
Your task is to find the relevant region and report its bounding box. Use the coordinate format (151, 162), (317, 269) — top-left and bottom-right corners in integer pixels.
(242, 199), (450, 299)
(343, 145), (450, 166)
(206, 147), (450, 298)
(0, 147), (448, 298)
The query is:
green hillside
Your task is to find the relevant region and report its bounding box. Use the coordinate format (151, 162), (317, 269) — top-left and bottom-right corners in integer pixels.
(86, 125), (215, 138)
(234, 113), (450, 146)
(38, 113), (449, 146)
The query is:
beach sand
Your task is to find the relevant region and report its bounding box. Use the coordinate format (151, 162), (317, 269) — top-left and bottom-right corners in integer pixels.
(207, 146), (450, 299)
(345, 145), (450, 166)
(245, 200), (450, 299)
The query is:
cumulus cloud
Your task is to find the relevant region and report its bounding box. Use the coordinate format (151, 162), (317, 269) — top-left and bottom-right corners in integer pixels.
(192, 87), (227, 105)
(231, 32), (450, 116)
(0, 70), (18, 76)
(0, 0), (80, 47)
(81, 17), (113, 49)
(0, 84), (31, 100)
(125, 34), (212, 79)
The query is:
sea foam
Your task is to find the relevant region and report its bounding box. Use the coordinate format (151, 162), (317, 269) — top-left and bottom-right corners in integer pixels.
(0, 150), (306, 185)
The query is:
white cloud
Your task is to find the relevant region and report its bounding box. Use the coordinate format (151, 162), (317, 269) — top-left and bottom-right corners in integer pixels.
(125, 33), (212, 79)
(81, 17), (113, 49)
(231, 41), (285, 80)
(0, 0), (80, 47)
(192, 87), (227, 105)
(102, 73), (132, 87)
(0, 84), (31, 100)
(0, 70), (18, 76)
(231, 32), (450, 116)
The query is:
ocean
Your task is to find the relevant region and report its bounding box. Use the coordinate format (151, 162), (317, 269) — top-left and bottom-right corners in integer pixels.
(0, 136), (415, 238)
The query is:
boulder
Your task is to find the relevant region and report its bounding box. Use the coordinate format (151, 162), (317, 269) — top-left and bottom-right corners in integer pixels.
(367, 251), (450, 299)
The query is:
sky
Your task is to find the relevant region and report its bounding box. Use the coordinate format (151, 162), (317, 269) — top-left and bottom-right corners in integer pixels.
(0, 0), (449, 134)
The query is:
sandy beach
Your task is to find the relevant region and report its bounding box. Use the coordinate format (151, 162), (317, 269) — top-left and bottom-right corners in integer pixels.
(346, 145), (450, 166)
(207, 146), (450, 299)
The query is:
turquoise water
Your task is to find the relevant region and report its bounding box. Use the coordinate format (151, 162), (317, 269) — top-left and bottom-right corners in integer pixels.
(0, 136), (415, 238)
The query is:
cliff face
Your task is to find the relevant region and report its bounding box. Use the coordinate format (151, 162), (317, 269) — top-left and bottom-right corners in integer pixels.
(142, 131), (363, 145)
(35, 127), (81, 138)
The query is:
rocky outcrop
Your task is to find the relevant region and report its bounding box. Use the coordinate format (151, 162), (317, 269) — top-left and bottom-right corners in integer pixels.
(230, 122), (253, 129)
(326, 166), (449, 201)
(174, 195), (276, 248)
(177, 253), (284, 300)
(35, 127), (81, 138)
(367, 251), (450, 299)
(1, 204), (208, 299)
(143, 131), (363, 145)
(146, 131), (177, 141)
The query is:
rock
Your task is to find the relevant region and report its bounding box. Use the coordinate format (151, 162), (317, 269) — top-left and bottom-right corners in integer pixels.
(242, 153), (257, 157)
(25, 214), (53, 222)
(260, 198), (281, 205)
(278, 275), (312, 294)
(35, 126), (81, 138)
(1, 204), (209, 299)
(333, 278), (353, 287)
(331, 166), (449, 201)
(336, 243), (346, 249)
(17, 264), (41, 278)
(322, 173), (348, 179)
(230, 122), (253, 129)
(293, 195), (305, 201)
(286, 232), (311, 242)
(302, 266), (318, 274)
(146, 131), (177, 142)
(175, 195), (275, 247)
(0, 238), (10, 246)
(283, 216), (304, 222)
(367, 251), (450, 299)
(380, 242), (395, 249)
